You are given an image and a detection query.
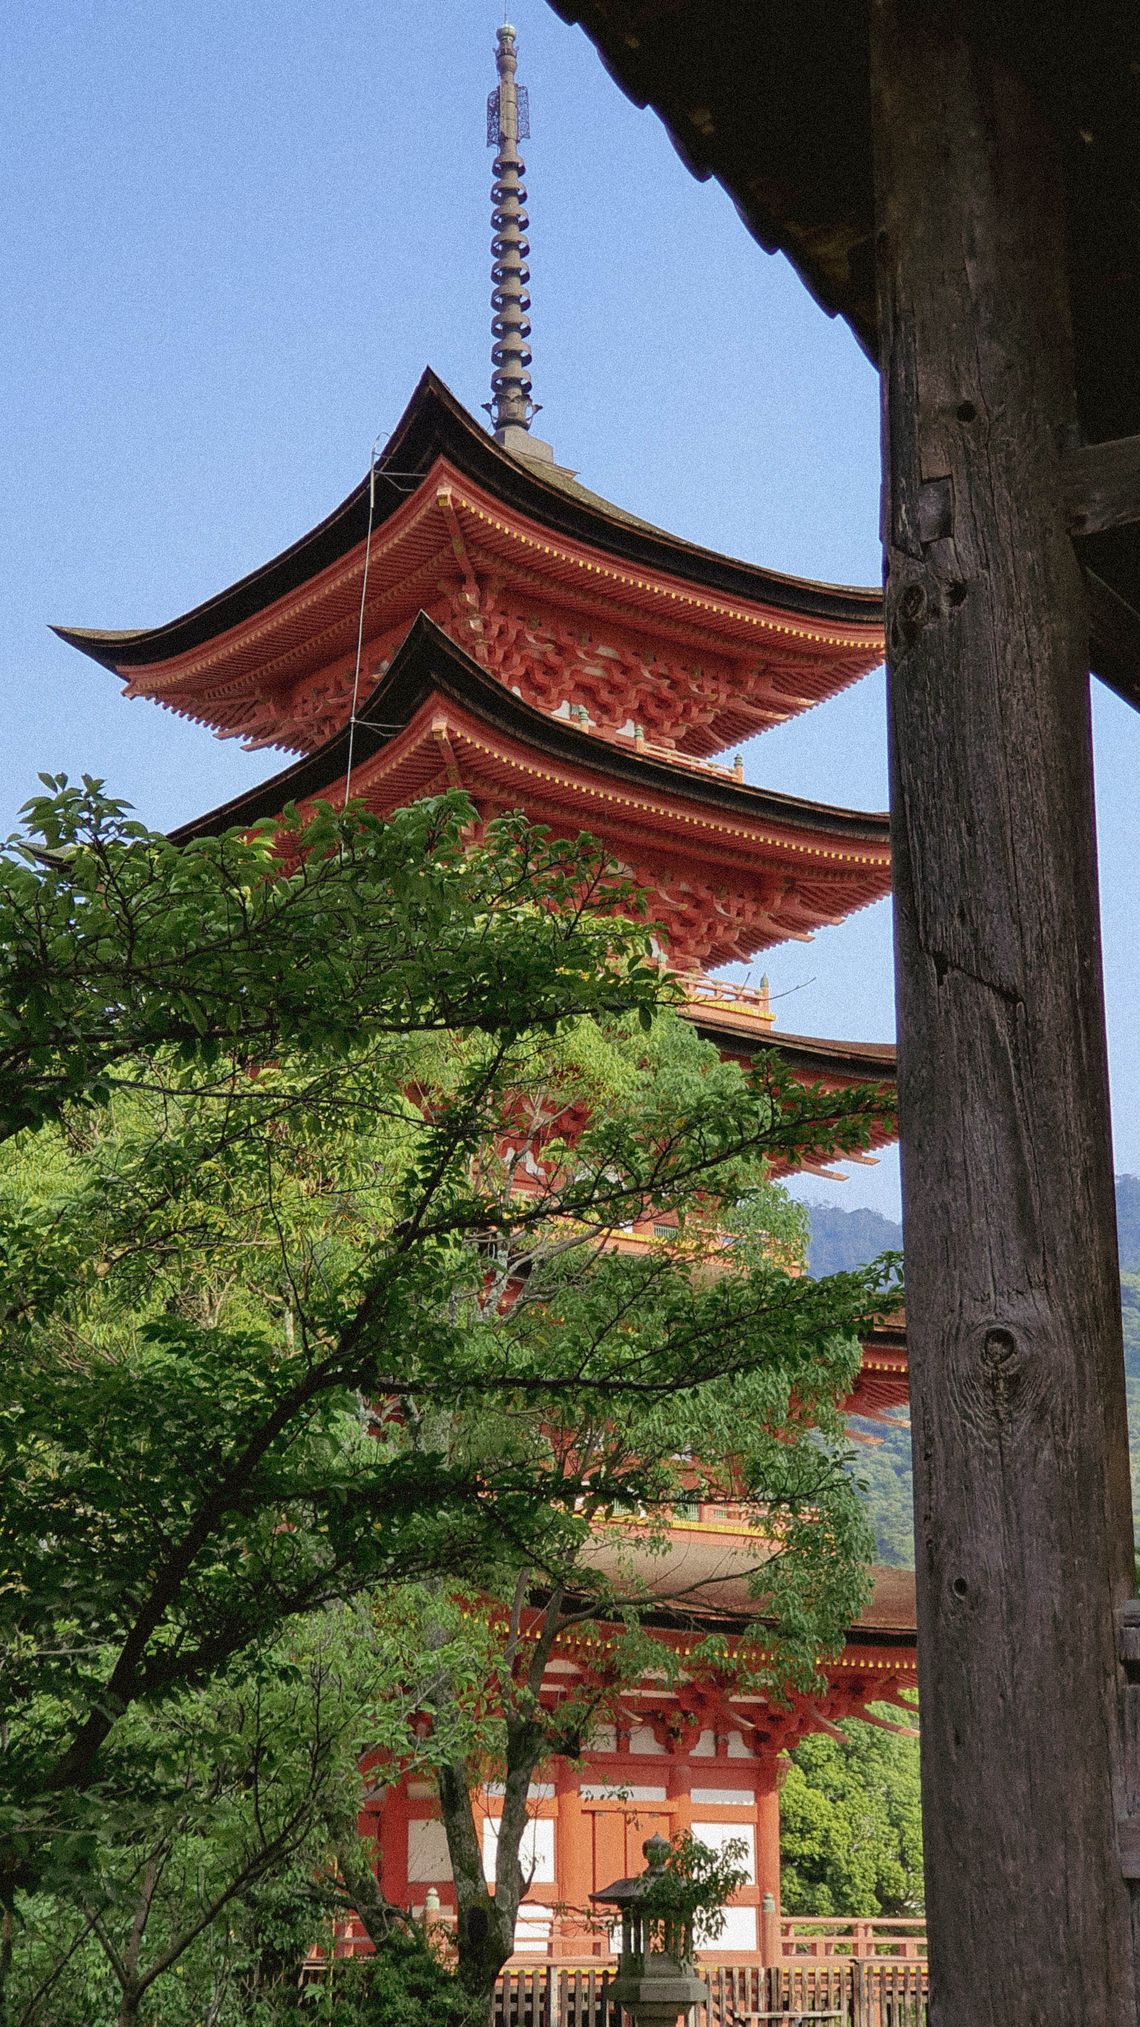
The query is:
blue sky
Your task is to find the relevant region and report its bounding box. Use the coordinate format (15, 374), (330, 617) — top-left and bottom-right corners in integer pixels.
(4, 2), (1137, 1218)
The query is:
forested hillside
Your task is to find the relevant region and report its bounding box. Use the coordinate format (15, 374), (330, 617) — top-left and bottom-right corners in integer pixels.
(785, 1187), (1140, 1916)
(810, 1179), (1140, 1566)
(1119, 1175), (1140, 1272)
(806, 1205), (904, 1278)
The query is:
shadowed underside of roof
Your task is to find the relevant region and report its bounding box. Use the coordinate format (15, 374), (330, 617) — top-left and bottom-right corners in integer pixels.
(580, 1531), (917, 1647)
(168, 613), (892, 969)
(170, 611), (891, 854)
(546, 0), (1140, 705)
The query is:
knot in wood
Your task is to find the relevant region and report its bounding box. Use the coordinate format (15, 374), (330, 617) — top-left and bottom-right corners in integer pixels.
(979, 1326), (1025, 1429)
(917, 474), (954, 544)
(887, 577), (930, 662)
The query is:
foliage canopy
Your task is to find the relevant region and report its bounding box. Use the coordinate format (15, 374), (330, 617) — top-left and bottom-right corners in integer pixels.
(0, 781), (898, 2014)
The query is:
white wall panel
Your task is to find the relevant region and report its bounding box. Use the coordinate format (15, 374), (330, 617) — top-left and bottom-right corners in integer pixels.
(407, 1819), (453, 1882)
(691, 1820), (756, 1884)
(711, 1905), (758, 1952)
(481, 1815), (556, 1883)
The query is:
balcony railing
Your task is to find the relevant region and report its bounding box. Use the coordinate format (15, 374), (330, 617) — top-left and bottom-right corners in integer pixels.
(682, 972), (775, 1027)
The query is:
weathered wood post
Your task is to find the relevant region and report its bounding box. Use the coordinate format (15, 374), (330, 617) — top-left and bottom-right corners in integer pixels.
(870, 2), (1137, 2018)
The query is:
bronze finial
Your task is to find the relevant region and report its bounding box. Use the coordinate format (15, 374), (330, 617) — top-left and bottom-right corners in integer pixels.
(486, 23), (537, 439)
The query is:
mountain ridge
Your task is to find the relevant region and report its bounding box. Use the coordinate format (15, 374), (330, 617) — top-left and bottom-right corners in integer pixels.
(808, 1174), (1140, 1278)
(811, 1180), (1140, 1568)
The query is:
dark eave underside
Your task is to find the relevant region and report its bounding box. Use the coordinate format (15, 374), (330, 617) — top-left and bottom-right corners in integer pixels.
(689, 1012), (896, 1086)
(547, 1554), (917, 1646)
(55, 371), (882, 675)
(171, 612), (891, 847)
(546, 0), (1140, 704)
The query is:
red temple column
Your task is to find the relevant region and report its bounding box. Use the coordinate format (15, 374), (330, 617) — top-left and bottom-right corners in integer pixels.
(756, 1755), (782, 1943)
(668, 1757), (693, 1846)
(555, 1765), (592, 1958)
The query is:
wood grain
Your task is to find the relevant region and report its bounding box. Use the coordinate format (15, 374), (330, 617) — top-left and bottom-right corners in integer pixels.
(1064, 435), (1140, 538)
(870, 1), (1137, 2018)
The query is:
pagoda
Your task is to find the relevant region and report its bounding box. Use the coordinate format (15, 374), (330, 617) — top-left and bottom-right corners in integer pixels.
(56, 25), (915, 1963)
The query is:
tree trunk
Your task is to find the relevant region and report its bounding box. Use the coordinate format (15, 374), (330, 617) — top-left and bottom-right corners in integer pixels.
(436, 1720), (545, 2026)
(333, 1836), (410, 1951)
(870, 2), (1136, 2020)
(436, 1760), (516, 2023)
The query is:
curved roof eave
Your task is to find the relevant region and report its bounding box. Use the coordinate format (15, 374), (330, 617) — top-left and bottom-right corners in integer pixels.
(55, 369), (883, 676)
(169, 611), (891, 847)
(690, 1012), (897, 1085)
(549, 1549), (917, 1645)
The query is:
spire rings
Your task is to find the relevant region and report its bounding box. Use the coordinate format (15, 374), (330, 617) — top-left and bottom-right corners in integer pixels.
(486, 24), (536, 434)
(489, 155), (534, 421)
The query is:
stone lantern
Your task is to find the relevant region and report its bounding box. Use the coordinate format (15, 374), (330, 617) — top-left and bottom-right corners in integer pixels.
(590, 1834), (709, 2027)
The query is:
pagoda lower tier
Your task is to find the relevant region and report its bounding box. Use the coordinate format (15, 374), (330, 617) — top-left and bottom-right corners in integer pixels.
(174, 614), (891, 972)
(360, 1548), (917, 1965)
(682, 977), (899, 1178)
(678, 985), (907, 1417)
(55, 372), (884, 762)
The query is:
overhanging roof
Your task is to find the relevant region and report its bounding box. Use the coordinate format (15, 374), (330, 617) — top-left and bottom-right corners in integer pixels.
(688, 1002), (896, 1085)
(686, 999), (898, 1172)
(580, 1531), (916, 1647)
(172, 611), (890, 855)
(546, 1), (1140, 706)
(172, 612), (891, 969)
(55, 368), (882, 677)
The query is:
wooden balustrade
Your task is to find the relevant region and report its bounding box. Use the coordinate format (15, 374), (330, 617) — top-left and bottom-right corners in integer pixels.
(781, 1917), (927, 1961)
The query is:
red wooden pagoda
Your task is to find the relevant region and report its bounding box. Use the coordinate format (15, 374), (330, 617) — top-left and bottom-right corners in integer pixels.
(56, 26), (915, 1963)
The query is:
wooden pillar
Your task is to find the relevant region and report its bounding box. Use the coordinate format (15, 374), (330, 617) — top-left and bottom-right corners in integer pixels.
(556, 1768), (592, 1956)
(667, 1757), (693, 1845)
(372, 1783), (410, 1908)
(758, 1758), (782, 1967)
(870, 4), (1137, 2019)
(755, 1761), (781, 1920)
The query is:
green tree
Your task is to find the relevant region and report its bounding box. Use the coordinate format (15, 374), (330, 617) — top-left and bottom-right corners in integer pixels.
(416, 1095), (880, 2011)
(0, 776), (663, 1142)
(848, 1416), (915, 1569)
(779, 1706), (923, 1918)
(0, 781), (895, 1957)
(3, 1601), (493, 2026)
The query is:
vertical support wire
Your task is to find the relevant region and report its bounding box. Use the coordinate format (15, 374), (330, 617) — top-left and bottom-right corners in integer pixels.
(343, 437), (382, 810)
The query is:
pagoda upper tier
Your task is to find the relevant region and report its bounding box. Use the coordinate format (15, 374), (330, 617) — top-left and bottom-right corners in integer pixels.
(56, 372), (883, 761)
(173, 615), (891, 972)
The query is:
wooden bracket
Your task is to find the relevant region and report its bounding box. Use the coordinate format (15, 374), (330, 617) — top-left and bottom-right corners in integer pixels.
(1062, 433), (1140, 537)
(1117, 1600), (1140, 1676)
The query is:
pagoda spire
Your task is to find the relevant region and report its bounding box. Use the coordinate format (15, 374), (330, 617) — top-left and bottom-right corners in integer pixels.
(486, 23), (538, 446)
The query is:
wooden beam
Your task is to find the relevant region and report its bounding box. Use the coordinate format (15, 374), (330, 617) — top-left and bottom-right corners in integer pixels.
(1064, 435), (1140, 537)
(870, 3), (1137, 2020)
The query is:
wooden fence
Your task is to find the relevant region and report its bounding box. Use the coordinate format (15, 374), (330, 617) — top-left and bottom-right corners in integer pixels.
(493, 1959), (928, 2025)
